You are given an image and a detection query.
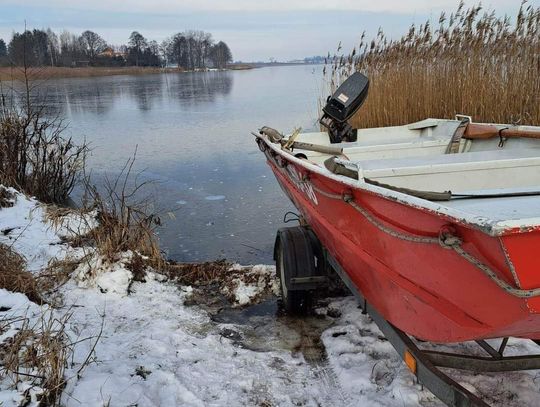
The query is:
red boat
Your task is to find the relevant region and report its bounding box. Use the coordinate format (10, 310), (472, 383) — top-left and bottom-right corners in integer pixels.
(256, 73), (540, 343)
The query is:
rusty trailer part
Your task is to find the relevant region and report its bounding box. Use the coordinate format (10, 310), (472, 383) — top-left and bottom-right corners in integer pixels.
(324, 252), (489, 407)
(326, 249), (540, 406)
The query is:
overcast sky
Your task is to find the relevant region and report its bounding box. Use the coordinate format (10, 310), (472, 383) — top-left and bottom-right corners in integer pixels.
(0, 0), (533, 61)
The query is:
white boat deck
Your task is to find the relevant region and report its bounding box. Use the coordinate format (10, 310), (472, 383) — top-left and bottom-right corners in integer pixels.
(442, 188), (540, 227)
(283, 118), (540, 231)
(356, 149), (540, 192)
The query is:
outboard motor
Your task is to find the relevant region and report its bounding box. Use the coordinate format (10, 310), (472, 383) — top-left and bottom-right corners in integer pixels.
(320, 72), (369, 143)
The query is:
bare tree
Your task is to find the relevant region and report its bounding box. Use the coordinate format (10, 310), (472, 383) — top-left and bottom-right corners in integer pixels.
(46, 28), (59, 66)
(165, 30), (220, 70)
(79, 30), (106, 62)
(128, 31), (147, 67)
(147, 40), (162, 66)
(166, 33), (188, 68)
(3, 28), (230, 69)
(210, 41), (232, 69)
(59, 30), (84, 66)
(0, 39), (7, 66)
(0, 39), (6, 58)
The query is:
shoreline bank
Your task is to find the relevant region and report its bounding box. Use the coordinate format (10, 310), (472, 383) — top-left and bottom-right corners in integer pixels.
(0, 64), (254, 81)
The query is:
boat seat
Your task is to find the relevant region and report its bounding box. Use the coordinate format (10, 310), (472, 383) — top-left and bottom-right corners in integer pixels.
(341, 139), (450, 160)
(294, 136), (451, 164)
(357, 149), (540, 192)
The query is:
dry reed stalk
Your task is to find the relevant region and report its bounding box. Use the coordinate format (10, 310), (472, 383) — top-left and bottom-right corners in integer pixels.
(0, 310), (72, 406)
(0, 242), (80, 306)
(164, 259), (232, 286)
(0, 66), (183, 82)
(324, 1), (540, 128)
(0, 243), (44, 304)
(80, 153), (163, 268)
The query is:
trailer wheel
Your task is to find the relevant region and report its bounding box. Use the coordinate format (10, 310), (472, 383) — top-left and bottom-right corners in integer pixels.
(273, 225), (328, 315)
(276, 238), (312, 314)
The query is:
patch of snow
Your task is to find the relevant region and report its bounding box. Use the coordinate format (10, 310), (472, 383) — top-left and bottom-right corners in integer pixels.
(0, 289), (51, 406)
(61, 280), (326, 407)
(4, 185), (540, 407)
(323, 296), (540, 406)
(73, 251), (134, 295)
(322, 297), (437, 406)
(0, 389), (25, 407)
(0, 190), (70, 272)
(229, 263), (243, 271)
(231, 280), (260, 306)
(52, 209), (98, 239)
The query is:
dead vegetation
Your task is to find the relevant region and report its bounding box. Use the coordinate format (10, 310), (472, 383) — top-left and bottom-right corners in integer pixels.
(0, 186), (15, 207)
(0, 312), (71, 406)
(325, 1), (540, 128)
(0, 55), (171, 407)
(0, 243), (44, 304)
(0, 110), (87, 204)
(81, 156), (163, 267)
(165, 261), (279, 308)
(0, 242), (78, 307)
(0, 66), (183, 82)
(0, 68), (88, 204)
(164, 259), (233, 286)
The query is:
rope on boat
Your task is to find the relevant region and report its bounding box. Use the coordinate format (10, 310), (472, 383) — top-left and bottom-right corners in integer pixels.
(257, 133), (540, 298)
(308, 182), (540, 298)
(344, 196), (440, 245)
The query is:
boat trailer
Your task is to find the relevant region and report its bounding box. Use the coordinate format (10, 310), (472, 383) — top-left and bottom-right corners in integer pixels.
(275, 224), (540, 407)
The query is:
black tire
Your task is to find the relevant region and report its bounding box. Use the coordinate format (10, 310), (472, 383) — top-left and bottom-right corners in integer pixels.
(276, 238), (312, 315)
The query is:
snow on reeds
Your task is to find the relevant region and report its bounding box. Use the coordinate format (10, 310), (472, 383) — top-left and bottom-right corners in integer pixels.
(325, 1), (540, 128)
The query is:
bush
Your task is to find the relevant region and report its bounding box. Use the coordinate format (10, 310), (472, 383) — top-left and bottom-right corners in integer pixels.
(0, 66), (87, 204)
(0, 101), (87, 203)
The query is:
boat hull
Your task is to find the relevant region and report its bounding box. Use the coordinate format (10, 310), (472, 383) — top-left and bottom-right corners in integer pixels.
(263, 145), (540, 342)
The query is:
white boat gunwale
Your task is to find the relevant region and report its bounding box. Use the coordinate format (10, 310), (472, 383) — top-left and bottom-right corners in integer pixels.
(259, 123), (540, 236)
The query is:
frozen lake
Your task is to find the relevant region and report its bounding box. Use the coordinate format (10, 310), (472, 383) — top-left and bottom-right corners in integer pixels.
(31, 65), (324, 263)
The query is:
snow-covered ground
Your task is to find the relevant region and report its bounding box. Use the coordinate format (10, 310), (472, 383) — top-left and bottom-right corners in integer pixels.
(1, 188), (540, 406)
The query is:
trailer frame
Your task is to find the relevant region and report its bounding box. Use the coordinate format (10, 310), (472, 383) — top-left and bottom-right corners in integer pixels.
(276, 224), (540, 407)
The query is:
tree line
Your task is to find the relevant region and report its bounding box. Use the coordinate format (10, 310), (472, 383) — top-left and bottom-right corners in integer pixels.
(0, 29), (233, 70)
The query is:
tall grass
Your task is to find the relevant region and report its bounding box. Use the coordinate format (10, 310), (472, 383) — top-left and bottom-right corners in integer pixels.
(80, 154), (163, 265)
(325, 1), (540, 128)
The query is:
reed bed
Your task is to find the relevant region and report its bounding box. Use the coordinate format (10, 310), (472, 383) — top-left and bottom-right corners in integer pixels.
(0, 66), (183, 81)
(325, 1), (540, 128)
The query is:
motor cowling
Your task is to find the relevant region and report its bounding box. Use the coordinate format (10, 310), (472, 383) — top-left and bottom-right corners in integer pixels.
(320, 72), (369, 143)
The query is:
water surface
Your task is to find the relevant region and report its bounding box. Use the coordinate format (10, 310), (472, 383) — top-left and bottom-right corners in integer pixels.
(33, 65), (323, 263)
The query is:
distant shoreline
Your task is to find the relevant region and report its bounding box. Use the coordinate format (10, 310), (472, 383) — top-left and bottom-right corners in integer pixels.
(0, 64), (254, 81)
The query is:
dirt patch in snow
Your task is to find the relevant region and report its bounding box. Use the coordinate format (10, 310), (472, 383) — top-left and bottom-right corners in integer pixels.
(165, 260), (279, 308)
